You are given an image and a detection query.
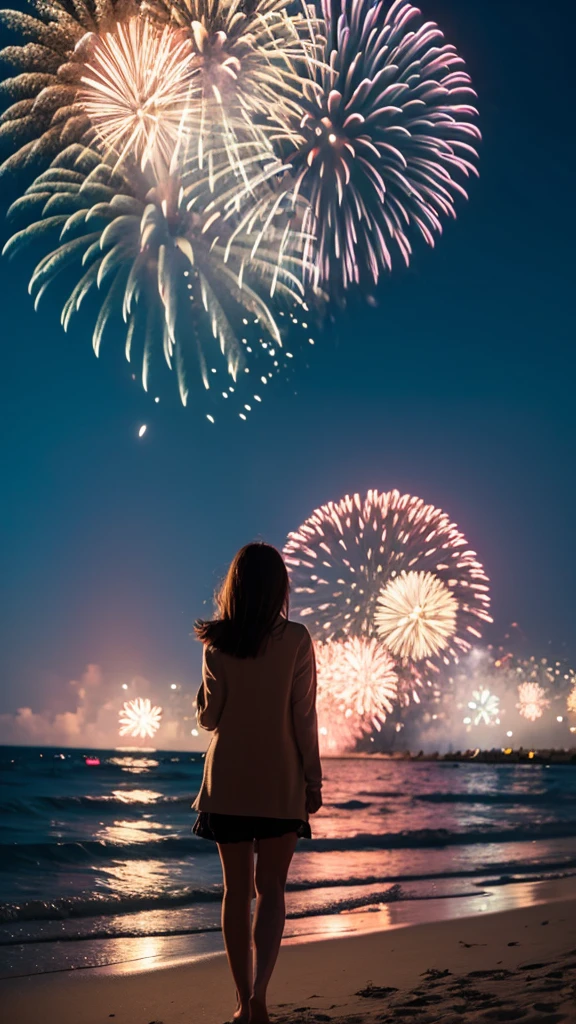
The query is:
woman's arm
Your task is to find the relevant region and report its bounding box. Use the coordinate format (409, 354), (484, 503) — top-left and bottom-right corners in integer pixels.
(196, 646), (225, 731)
(291, 629), (322, 790)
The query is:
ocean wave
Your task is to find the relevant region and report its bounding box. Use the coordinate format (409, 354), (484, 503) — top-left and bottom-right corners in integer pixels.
(4, 855), (576, 924)
(2, 821), (576, 874)
(0, 793), (196, 815)
(0, 885), (484, 941)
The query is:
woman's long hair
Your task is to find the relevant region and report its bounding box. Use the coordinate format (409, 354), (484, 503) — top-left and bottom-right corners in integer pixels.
(195, 543), (290, 658)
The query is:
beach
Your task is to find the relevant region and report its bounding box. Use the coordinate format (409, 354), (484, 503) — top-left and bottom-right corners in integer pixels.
(2, 877), (575, 1024)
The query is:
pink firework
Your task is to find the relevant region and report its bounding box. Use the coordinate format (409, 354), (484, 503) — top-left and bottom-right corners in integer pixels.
(516, 682), (550, 723)
(315, 636), (398, 742)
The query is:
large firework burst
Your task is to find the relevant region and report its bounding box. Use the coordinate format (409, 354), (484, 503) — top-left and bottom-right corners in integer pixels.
(253, 0), (480, 288)
(0, 0), (481, 409)
(375, 570), (458, 662)
(284, 489), (492, 665)
(316, 636), (398, 742)
(516, 682), (550, 723)
(119, 697), (163, 738)
(3, 142), (308, 408)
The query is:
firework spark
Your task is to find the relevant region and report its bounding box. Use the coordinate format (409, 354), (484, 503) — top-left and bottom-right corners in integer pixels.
(80, 18), (196, 172)
(466, 688), (500, 726)
(375, 570), (458, 662)
(315, 636), (398, 735)
(516, 682), (550, 723)
(253, 0), (480, 288)
(119, 697), (163, 738)
(284, 490), (492, 664)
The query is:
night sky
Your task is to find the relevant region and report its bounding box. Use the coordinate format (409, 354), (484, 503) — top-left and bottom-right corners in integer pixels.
(1, 0), (575, 716)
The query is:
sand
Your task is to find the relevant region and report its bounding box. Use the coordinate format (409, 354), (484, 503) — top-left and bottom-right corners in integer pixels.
(2, 880), (575, 1024)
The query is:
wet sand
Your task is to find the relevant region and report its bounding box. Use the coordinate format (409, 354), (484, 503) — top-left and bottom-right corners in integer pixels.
(1, 878), (575, 1024)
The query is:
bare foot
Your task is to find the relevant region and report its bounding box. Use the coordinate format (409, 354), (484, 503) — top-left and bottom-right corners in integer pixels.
(232, 1002), (250, 1022)
(248, 995), (270, 1023)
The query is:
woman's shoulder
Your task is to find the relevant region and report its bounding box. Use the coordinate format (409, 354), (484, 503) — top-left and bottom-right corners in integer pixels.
(282, 620), (312, 646)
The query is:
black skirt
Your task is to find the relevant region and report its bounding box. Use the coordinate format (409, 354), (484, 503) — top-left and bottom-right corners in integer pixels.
(193, 811), (312, 844)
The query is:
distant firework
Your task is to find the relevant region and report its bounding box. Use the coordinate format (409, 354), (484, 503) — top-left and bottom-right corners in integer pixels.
(375, 571), (458, 662)
(466, 688), (500, 726)
(516, 683), (549, 723)
(315, 636), (397, 735)
(119, 697), (163, 738)
(284, 490), (491, 664)
(568, 686), (576, 716)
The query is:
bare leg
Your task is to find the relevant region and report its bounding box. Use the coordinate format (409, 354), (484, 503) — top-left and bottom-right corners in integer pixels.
(218, 841), (255, 1022)
(250, 832), (298, 1024)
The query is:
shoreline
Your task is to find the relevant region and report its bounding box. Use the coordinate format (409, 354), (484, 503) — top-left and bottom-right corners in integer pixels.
(2, 878), (575, 1023)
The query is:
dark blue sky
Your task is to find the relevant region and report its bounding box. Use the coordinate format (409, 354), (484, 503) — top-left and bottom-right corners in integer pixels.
(1, 0), (575, 712)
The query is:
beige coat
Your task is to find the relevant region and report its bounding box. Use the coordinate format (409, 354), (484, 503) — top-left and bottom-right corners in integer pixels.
(192, 620), (322, 820)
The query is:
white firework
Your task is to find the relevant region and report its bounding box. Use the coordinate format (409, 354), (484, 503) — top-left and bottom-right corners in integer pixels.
(118, 697), (163, 738)
(80, 18), (196, 172)
(466, 688), (500, 726)
(375, 570), (458, 662)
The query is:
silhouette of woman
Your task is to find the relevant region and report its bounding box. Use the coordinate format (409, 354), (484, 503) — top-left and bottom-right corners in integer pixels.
(193, 542), (322, 1024)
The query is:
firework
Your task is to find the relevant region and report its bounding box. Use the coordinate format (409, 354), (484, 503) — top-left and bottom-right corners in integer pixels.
(0, 0), (137, 180)
(375, 570), (458, 662)
(284, 490), (492, 664)
(568, 686), (576, 716)
(119, 697), (163, 738)
(516, 682), (550, 723)
(142, 0), (319, 172)
(3, 143), (308, 409)
(465, 688), (500, 726)
(315, 636), (398, 735)
(80, 18), (196, 172)
(252, 0), (480, 288)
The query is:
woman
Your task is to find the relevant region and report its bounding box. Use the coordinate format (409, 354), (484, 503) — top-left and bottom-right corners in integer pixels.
(192, 542), (322, 1024)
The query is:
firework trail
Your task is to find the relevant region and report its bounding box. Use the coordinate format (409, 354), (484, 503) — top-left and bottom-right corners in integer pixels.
(119, 697), (163, 738)
(284, 490), (492, 667)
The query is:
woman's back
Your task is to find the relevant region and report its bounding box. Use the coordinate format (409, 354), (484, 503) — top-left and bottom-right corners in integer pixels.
(193, 620), (321, 820)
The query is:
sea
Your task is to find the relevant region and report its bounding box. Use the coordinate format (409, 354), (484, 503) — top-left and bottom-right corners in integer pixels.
(1, 745), (576, 979)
